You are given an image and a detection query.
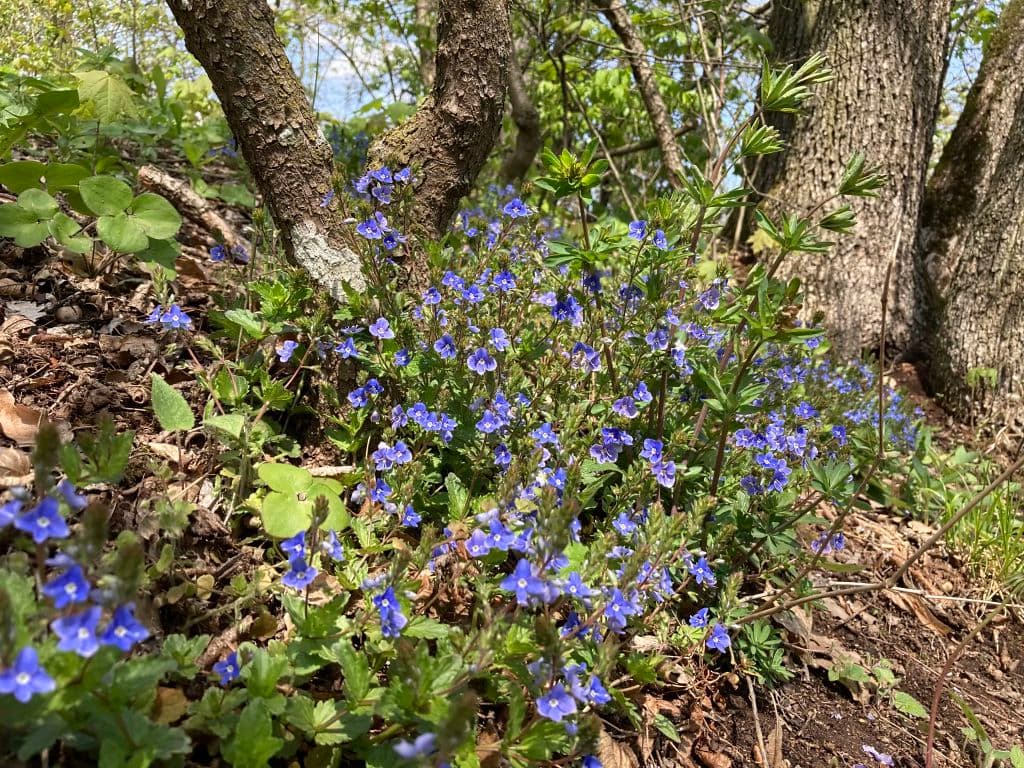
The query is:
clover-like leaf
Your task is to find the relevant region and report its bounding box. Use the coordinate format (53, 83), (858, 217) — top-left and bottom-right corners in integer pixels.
(257, 462), (313, 495)
(97, 212), (149, 253)
(0, 203), (50, 247)
(80, 175), (133, 216)
(0, 161), (46, 193)
(18, 189), (59, 219)
(130, 193), (182, 239)
(48, 213), (93, 254)
(261, 491), (313, 538)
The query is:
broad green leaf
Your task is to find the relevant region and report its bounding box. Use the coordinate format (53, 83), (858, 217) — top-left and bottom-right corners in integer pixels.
(150, 374), (195, 432)
(1010, 745), (1024, 768)
(80, 175), (134, 216)
(48, 212), (92, 254)
(17, 188), (58, 218)
(0, 204), (49, 247)
(221, 700), (282, 768)
(222, 309), (264, 338)
(402, 617), (449, 639)
(46, 163), (90, 191)
(257, 462), (312, 494)
(75, 70), (139, 122)
(892, 690), (928, 719)
(0, 160), (46, 192)
(98, 212), (149, 253)
(130, 193), (182, 238)
(204, 412), (246, 441)
(308, 481), (350, 531)
(261, 491), (312, 538)
(137, 238), (179, 274)
(330, 638), (371, 704)
(34, 88), (79, 115)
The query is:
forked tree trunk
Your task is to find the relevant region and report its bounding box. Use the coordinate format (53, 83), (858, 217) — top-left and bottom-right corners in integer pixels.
(918, 0), (1024, 424)
(368, 0), (511, 252)
(166, 0), (364, 298)
(753, 0), (951, 358)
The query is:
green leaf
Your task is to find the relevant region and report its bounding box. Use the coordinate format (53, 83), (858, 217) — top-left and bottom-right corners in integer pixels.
(34, 88), (80, 115)
(80, 175), (134, 216)
(17, 188), (58, 218)
(653, 713), (681, 743)
(46, 163), (90, 191)
(261, 491), (312, 538)
(1009, 745), (1024, 768)
(515, 720), (571, 760)
(98, 212), (149, 253)
(892, 690), (928, 719)
(222, 700), (283, 768)
(75, 70), (139, 122)
(204, 412), (246, 441)
(130, 193), (182, 239)
(222, 309), (265, 339)
(0, 161), (46, 192)
(402, 617), (449, 639)
(242, 648), (289, 698)
(137, 238), (179, 275)
(258, 462), (313, 494)
(0, 203), (49, 246)
(49, 212), (92, 254)
(331, 638), (371, 705)
(150, 374), (195, 432)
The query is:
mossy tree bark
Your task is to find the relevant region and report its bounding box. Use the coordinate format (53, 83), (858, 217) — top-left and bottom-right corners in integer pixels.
(367, 0), (511, 258)
(918, 0), (1024, 424)
(166, 0), (363, 299)
(752, 0), (952, 358)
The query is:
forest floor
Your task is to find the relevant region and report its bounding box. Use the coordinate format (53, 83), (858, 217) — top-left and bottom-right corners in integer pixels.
(1, 171), (1022, 768)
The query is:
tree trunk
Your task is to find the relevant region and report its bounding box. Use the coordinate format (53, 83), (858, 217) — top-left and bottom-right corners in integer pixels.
(368, 0), (511, 251)
(500, 48), (542, 183)
(165, 0), (364, 299)
(752, 0), (951, 357)
(414, 0), (436, 90)
(918, 0), (1024, 424)
(593, 0), (685, 189)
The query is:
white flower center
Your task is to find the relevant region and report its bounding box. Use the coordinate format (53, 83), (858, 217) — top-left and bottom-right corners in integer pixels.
(77, 628), (90, 639)
(517, 579), (527, 589)
(115, 626), (127, 637)
(16, 672), (30, 685)
(65, 583), (77, 595)
(38, 518), (49, 527)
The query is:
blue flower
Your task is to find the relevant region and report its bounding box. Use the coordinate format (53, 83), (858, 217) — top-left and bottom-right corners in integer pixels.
(652, 229), (669, 250)
(347, 387), (369, 408)
(213, 652), (240, 685)
(335, 337), (359, 359)
(502, 198), (530, 218)
(501, 559), (546, 606)
(277, 339), (299, 362)
(628, 220), (647, 240)
(0, 647), (55, 703)
(0, 499), (20, 527)
(645, 327), (669, 351)
(101, 604), (149, 651)
(159, 304), (193, 330)
(394, 733), (437, 759)
(476, 409), (503, 434)
(373, 586), (408, 638)
(467, 348), (497, 375)
(401, 505), (421, 527)
(612, 511), (637, 537)
(531, 422), (559, 448)
(794, 401), (819, 420)
(493, 270), (516, 291)
(706, 622), (731, 653)
(282, 557), (318, 590)
(371, 184), (393, 204)
(319, 190), (335, 207)
(494, 443), (512, 466)
(230, 244), (250, 264)
(639, 439), (663, 462)
(689, 608), (710, 628)
(489, 327), (510, 351)
(41, 564), (90, 609)
(612, 397), (638, 419)
(52, 606), (102, 657)
(382, 230), (406, 250)
(56, 480), (87, 511)
(210, 244), (226, 262)
(280, 531), (306, 559)
(369, 317), (394, 339)
(356, 216), (383, 239)
(831, 425), (848, 445)
(321, 530), (345, 560)
(433, 334), (457, 359)
(14, 497), (69, 543)
(370, 167), (393, 184)
(394, 166), (412, 183)
(552, 295), (584, 326)
(583, 757), (603, 768)
(688, 556), (717, 587)
(603, 588), (639, 632)
(536, 683), (577, 722)
(652, 459), (676, 488)
(465, 529), (492, 558)
(633, 381), (653, 404)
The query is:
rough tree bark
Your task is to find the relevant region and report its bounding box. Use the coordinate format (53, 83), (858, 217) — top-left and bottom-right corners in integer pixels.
(918, 0), (1024, 424)
(500, 48), (542, 183)
(752, 0), (951, 357)
(367, 0), (511, 247)
(593, 0), (685, 189)
(166, 0), (363, 299)
(414, 0), (436, 89)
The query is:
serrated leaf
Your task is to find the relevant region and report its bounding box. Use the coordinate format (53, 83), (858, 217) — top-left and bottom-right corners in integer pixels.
(204, 412), (246, 441)
(80, 175), (134, 216)
(150, 374), (195, 432)
(892, 690), (928, 719)
(402, 617), (449, 639)
(131, 193), (182, 238)
(222, 309), (265, 338)
(331, 638), (371, 704)
(222, 700), (282, 768)
(75, 70), (139, 122)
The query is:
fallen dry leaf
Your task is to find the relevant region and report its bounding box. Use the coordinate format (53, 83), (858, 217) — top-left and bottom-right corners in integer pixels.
(0, 389), (45, 445)
(695, 747), (732, 768)
(152, 687), (190, 725)
(0, 446), (31, 486)
(597, 732), (640, 768)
